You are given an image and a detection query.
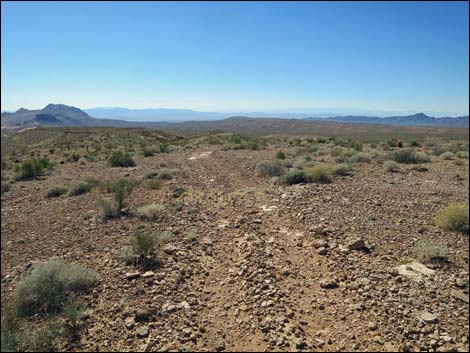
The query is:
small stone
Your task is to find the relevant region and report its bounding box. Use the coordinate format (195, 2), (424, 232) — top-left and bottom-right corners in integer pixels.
(317, 247), (328, 256)
(126, 272), (140, 280)
(346, 238), (365, 251)
(417, 311), (439, 324)
(136, 325), (149, 338)
(320, 279), (338, 289)
(368, 322), (378, 331)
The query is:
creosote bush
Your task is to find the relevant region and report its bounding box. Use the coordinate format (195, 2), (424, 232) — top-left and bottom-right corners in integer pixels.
(255, 160), (286, 177)
(304, 165), (332, 183)
(284, 169), (306, 185)
(440, 151), (454, 160)
(108, 150), (136, 167)
(14, 158), (54, 180)
(435, 204), (469, 234)
(47, 186), (68, 198)
(136, 203), (166, 220)
(331, 163), (352, 176)
(383, 160), (399, 173)
(67, 181), (92, 196)
(14, 260), (98, 317)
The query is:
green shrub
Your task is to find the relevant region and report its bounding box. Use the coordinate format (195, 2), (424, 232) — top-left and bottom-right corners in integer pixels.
(14, 158), (53, 180)
(410, 141), (421, 147)
(14, 260), (98, 317)
(136, 203), (166, 220)
(46, 186), (67, 198)
(391, 149), (420, 164)
(415, 152), (431, 163)
(330, 147), (344, 157)
(415, 240), (449, 263)
(157, 168), (175, 180)
(98, 197), (116, 220)
(284, 169), (306, 185)
(1, 312), (59, 353)
(431, 145), (448, 156)
(332, 164), (352, 176)
(440, 151), (454, 160)
(383, 160), (399, 172)
(255, 160), (286, 177)
(350, 153), (370, 164)
(67, 181), (92, 196)
(113, 178), (136, 212)
(275, 151), (286, 160)
(145, 179), (163, 190)
(108, 150), (136, 167)
(455, 151), (469, 159)
(435, 204), (469, 234)
(305, 165), (332, 183)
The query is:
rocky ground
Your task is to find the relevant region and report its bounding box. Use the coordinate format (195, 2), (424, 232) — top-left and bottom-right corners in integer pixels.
(1, 133), (469, 352)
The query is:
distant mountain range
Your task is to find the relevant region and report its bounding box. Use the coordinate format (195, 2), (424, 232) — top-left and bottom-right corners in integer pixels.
(1, 104), (468, 130)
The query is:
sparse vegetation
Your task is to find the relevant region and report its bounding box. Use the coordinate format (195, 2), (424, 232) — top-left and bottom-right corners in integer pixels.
(435, 204), (469, 234)
(255, 160), (286, 177)
(14, 158), (54, 180)
(304, 165), (332, 183)
(14, 259), (98, 317)
(47, 186), (68, 198)
(108, 150), (136, 167)
(383, 160), (399, 172)
(440, 151), (454, 160)
(331, 163), (352, 176)
(136, 203), (166, 220)
(67, 180), (92, 196)
(284, 169), (306, 185)
(415, 239), (449, 263)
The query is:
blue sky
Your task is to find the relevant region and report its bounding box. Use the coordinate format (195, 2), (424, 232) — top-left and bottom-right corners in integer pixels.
(1, 1), (469, 116)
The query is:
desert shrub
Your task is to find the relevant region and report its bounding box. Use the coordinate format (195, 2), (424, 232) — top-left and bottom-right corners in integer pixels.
(14, 158), (53, 180)
(275, 151), (287, 159)
(350, 153), (370, 164)
(430, 145), (448, 156)
(305, 165), (332, 183)
(415, 152), (431, 163)
(98, 197), (116, 220)
(410, 141), (421, 147)
(108, 150), (136, 167)
(349, 140), (363, 152)
(391, 149), (420, 164)
(255, 160), (286, 177)
(435, 204), (469, 234)
(415, 240), (449, 263)
(440, 151), (454, 160)
(67, 181), (92, 196)
(130, 232), (159, 270)
(456, 151), (469, 159)
(145, 179), (163, 190)
(69, 152), (80, 162)
(142, 148), (155, 157)
(157, 168), (175, 180)
(14, 260), (98, 317)
(47, 186), (68, 198)
(383, 160), (399, 172)
(332, 164), (352, 176)
(284, 169), (306, 185)
(1, 312), (59, 352)
(113, 178), (136, 212)
(330, 147), (344, 157)
(136, 203), (166, 220)
(454, 159), (465, 166)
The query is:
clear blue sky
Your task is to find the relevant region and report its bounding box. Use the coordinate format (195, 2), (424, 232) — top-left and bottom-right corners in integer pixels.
(1, 1), (469, 116)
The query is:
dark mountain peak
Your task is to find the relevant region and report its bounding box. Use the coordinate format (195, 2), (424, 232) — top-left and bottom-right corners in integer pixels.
(15, 108), (30, 114)
(41, 103), (89, 116)
(410, 112), (431, 118)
